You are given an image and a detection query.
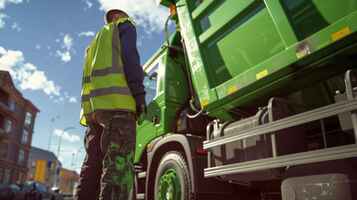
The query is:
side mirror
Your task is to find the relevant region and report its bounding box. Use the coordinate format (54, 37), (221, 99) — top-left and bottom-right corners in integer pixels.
(149, 72), (158, 80)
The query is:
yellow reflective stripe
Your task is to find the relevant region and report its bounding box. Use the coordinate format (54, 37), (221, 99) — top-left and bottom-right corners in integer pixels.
(81, 83), (91, 97)
(81, 101), (92, 113)
(82, 76), (91, 83)
(83, 86), (132, 103)
(80, 117), (87, 126)
(81, 94), (90, 102)
(91, 73), (128, 89)
(90, 94), (136, 111)
(80, 101), (92, 126)
(90, 86), (131, 97)
(91, 66), (123, 76)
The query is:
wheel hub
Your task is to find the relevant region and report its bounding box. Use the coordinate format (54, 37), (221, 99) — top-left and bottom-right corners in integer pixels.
(158, 169), (181, 200)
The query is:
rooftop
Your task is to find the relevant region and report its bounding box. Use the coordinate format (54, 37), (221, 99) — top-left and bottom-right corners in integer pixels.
(0, 70), (39, 112)
(29, 146), (61, 166)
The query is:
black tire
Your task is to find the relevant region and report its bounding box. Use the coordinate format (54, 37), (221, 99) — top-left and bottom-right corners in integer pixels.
(37, 193), (42, 200)
(9, 192), (15, 200)
(154, 151), (192, 200)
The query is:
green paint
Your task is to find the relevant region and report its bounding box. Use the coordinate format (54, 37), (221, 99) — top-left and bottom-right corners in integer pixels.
(115, 157), (125, 171)
(158, 169), (181, 200)
(137, 0), (357, 163)
(110, 143), (120, 150)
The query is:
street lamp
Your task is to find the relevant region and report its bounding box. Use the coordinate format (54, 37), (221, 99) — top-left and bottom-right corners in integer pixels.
(56, 126), (76, 159)
(71, 146), (84, 169)
(54, 126), (76, 187)
(47, 115), (60, 151)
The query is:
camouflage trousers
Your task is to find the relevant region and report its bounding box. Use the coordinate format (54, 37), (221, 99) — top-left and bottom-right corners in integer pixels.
(75, 111), (136, 200)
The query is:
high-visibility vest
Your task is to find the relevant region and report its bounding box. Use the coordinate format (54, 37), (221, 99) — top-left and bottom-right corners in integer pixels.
(80, 17), (136, 126)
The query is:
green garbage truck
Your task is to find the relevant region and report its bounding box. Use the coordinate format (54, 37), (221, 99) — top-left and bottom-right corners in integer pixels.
(133, 0), (357, 199)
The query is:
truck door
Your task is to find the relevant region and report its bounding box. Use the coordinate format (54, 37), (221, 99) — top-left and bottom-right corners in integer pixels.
(135, 58), (161, 161)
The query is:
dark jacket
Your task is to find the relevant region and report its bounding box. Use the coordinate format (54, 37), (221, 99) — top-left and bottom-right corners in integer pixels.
(118, 22), (145, 106)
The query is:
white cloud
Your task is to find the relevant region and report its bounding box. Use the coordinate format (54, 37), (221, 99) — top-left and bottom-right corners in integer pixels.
(0, 0), (23, 10)
(69, 97), (77, 103)
(54, 129), (80, 143)
(83, 0), (93, 10)
(0, 46), (76, 103)
(0, 0), (26, 29)
(63, 34), (73, 50)
(0, 46), (23, 71)
(11, 22), (21, 31)
(16, 63), (61, 96)
(56, 34), (74, 63)
(56, 50), (71, 63)
(0, 47), (61, 96)
(35, 44), (41, 50)
(64, 92), (78, 103)
(97, 0), (169, 33)
(0, 13), (7, 29)
(78, 31), (95, 37)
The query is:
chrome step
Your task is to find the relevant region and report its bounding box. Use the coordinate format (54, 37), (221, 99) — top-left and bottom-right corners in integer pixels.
(204, 99), (357, 150)
(204, 144), (357, 177)
(136, 193), (145, 199)
(138, 172), (147, 179)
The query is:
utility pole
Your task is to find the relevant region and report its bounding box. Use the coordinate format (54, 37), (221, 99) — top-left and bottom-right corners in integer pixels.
(47, 115), (60, 151)
(54, 126), (76, 187)
(71, 152), (76, 168)
(73, 146), (84, 170)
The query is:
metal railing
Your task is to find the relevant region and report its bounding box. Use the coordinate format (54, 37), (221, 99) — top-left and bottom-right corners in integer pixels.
(204, 69), (357, 177)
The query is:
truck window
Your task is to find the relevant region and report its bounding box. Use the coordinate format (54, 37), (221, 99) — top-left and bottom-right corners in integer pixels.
(144, 64), (159, 104)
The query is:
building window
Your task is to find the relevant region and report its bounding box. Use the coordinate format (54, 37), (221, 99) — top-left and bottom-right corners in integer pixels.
(8, 99), (16, 111)
(18, 172), (25, 183)
(0, 168), (4, 183)
(25, 112), (33, 127)
(4, 119), (12, 133)
(0, 143), (8, 160)
(22, 129), (29, 144)
(18, 149), (25, 165)
(3, 169), (11, 184)
(0, 89), (9, 106)
(0, 116), (12, 134)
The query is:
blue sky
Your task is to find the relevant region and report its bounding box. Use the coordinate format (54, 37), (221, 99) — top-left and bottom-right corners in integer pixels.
(0, 0), (169, 171)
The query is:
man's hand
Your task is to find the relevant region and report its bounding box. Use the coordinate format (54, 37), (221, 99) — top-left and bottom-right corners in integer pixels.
(136, 103), (147, 118)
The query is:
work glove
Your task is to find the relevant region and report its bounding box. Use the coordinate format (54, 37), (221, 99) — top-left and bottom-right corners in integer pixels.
(136, 103), (147, 118)
(136, 94), (147, 118)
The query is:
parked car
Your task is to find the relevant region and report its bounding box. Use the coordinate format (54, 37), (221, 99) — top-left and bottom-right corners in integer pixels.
(50, 187), (63, 200)
(0, 184), (22, 200)
(22, 181), (56, 200)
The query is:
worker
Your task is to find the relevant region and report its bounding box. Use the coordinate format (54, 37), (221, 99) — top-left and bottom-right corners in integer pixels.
(75, 9), (146, 200)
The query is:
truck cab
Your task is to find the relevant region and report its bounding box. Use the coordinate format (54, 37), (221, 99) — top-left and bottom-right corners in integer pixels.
(134, 1), (357, 199)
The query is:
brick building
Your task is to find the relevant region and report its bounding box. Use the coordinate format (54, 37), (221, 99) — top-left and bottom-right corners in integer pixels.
(59, 168), (79, 194)
(0, 70), (39, 184)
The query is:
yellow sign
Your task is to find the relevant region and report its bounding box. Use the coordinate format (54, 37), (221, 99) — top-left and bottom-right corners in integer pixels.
(200, 99), (209, 108)
(331, 27), (351, 42)
(256, 69), (269, 80)
(34, 160), (47, 183)
(227, 85), (239, 95)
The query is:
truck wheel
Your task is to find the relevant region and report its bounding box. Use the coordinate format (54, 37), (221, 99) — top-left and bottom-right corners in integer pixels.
(154, 151), (192, 200)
